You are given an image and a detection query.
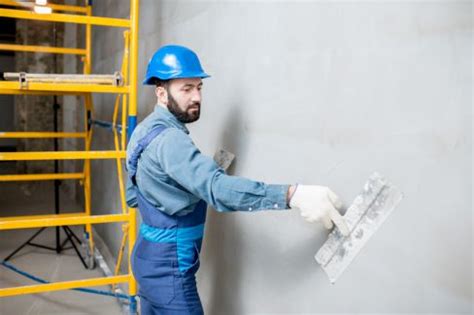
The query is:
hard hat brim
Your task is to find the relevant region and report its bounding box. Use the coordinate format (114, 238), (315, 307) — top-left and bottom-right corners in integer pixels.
(143, 72), (211, 85)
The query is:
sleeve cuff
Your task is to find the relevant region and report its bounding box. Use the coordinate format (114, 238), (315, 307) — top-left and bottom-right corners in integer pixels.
(263, 184), (290, 210)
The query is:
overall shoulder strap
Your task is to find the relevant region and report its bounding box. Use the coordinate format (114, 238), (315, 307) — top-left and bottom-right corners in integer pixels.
(127, 125), (167, 185)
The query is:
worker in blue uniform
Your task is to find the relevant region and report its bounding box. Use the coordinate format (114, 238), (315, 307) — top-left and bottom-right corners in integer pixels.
(126, 45), (349, 315)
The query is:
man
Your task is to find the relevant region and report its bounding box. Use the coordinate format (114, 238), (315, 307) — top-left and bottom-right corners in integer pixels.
(126, 45), (349, 315)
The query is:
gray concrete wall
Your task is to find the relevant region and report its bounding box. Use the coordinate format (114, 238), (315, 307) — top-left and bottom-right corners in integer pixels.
(0, 54), (15, 149)
(88, 1), (472, 313)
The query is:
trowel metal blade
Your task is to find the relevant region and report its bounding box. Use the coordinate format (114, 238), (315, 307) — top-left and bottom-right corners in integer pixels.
(213, 148), (235, 171)
(315, 172), (403, 284)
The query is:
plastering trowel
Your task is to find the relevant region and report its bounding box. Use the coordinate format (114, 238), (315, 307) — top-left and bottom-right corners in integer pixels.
(213, 148), (235, 171)
(315, 172), (403, 284)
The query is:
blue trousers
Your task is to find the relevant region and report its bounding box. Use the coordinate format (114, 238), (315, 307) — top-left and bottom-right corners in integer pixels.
(132, 236), (204, 315)
(139, 276), (203, 315)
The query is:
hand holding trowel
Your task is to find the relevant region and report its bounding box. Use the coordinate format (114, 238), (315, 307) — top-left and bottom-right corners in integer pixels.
(290, 172), (403, 284)
(289, 185), (351, 235)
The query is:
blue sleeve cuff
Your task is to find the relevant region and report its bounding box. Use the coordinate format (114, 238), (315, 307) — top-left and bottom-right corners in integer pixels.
(262, 184), (290, 210)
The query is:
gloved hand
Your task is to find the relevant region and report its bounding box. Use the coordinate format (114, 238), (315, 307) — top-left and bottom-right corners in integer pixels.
(289, 185), (350, 236)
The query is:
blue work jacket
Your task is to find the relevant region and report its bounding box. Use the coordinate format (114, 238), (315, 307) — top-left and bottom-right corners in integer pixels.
(126, 105), (289, 216)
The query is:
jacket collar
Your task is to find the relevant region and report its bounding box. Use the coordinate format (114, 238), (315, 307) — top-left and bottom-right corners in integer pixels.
(153, 104), (189, 134)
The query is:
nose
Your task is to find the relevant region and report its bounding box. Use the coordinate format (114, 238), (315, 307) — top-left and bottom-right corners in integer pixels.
(191, 88), (201, 103)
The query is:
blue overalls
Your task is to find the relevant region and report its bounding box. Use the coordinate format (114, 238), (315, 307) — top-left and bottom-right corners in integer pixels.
(128, 125), (207, 315)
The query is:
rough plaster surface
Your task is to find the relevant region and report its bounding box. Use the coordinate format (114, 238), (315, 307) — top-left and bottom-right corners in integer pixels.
(84, 1), (472, 313)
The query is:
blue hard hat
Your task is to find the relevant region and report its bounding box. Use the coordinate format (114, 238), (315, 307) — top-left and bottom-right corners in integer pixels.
(143, 45), (210, 85)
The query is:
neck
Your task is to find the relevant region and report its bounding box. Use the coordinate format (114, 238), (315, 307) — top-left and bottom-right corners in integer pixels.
(157, 102), (168, 110)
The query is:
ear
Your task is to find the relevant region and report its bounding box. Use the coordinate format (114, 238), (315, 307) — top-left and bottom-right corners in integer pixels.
(155, 86), (168, 105)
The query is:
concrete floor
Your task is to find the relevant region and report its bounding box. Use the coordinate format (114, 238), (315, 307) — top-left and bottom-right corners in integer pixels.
(0, 177), (125, 315)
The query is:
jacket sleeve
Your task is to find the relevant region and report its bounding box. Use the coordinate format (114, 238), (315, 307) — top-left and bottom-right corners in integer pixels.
(155, 128), (289, 212)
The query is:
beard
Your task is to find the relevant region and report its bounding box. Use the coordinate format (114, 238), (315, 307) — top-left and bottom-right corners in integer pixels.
(167, 93), (201, 124)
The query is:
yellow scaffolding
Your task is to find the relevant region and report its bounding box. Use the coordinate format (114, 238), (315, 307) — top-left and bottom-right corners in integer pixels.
(0, 0), (139, 313)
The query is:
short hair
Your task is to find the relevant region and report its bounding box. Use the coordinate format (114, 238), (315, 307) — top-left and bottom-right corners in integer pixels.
(154, 78), (170, 89)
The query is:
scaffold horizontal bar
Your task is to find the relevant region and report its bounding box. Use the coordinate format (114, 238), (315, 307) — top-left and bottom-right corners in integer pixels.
(0, 212), (130, 230)
(0, 44), (86, 55)
(0, 132), (87, 139)
(0, 89), (87, 96)
(0, 81), (129, 94)
(0, 173), (84, 182)
(0, 275), (130, 297)
(0, 0), (89, 14)
(0, 151), (126, 161)
(0, 8), (130, 28)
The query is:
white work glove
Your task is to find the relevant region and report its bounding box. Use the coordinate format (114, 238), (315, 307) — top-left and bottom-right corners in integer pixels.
(289, 185), (350, 236)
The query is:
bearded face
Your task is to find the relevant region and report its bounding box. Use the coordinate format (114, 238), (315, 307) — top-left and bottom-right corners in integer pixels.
(156, 78), (203, 124)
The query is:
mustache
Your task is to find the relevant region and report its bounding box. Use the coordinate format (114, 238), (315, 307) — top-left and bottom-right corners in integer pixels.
(188, 102), (201, 109)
